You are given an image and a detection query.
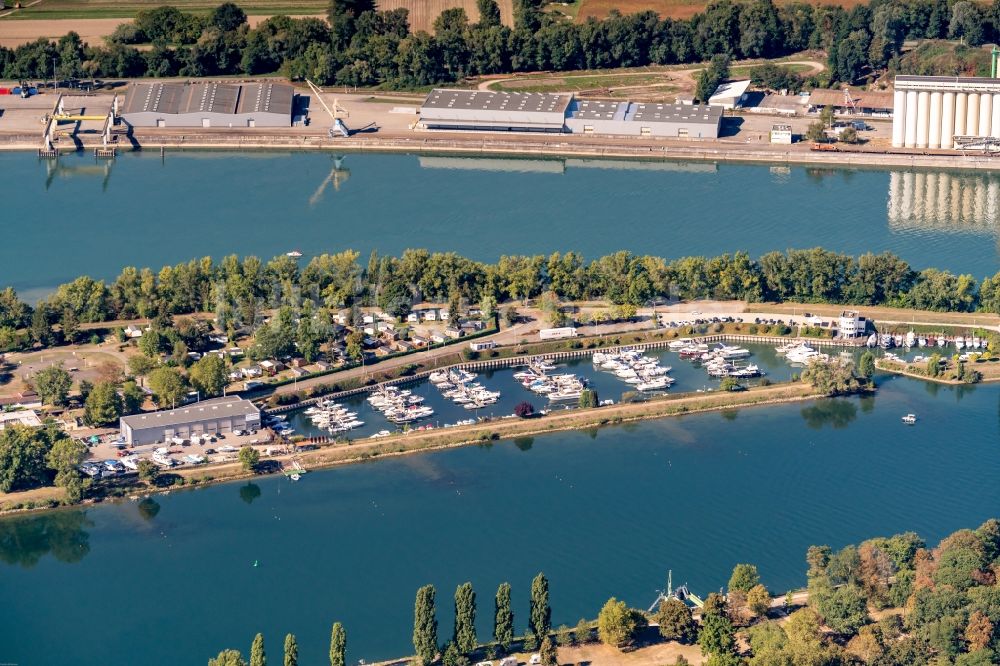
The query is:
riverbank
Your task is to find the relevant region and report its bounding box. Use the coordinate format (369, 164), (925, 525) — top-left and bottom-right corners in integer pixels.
(4, 129), (1000, 172)
(0, 380), (822, 515)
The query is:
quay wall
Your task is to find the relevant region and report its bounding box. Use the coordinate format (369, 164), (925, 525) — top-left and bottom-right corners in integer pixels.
(6, 130), (1000, 171)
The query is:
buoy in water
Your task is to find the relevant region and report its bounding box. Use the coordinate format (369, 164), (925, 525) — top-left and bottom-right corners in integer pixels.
(253, 560), (259, 567)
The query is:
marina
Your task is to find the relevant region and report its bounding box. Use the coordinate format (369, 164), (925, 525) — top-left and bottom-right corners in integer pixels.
(284, 341), (863, 440)
(0, 374), (997, 666)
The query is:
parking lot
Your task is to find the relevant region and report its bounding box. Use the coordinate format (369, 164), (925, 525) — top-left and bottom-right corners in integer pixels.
(82, 427), (279, 479)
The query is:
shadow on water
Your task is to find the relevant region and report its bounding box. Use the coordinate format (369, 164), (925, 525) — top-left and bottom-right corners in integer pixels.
(720, 409), (739, 421)
(800, 398), (858, 430)
(239, 483), (262, 505)
(0, 510), (92, 568)
(514, 437), (534, 452)
(137, 498), (160, 521)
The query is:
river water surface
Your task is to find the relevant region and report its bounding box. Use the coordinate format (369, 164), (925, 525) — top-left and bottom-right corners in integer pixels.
(2, 151), (1000, 299)
(0, 374), (996, 665)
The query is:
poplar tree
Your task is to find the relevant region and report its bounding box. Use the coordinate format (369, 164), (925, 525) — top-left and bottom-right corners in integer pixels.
(413, 584), (438, 665)
(283, 634), (297, 666)
(494, 582), (514, 652)
(454, 582), (477, 655)
(530, 573), (552, 642)
(329, 622), (346, 666)
(250, 633), (266, 666)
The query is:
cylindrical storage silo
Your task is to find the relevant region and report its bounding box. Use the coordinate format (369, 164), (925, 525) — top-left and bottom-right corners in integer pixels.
(991, 94), (1000, 138)
(928, 92), (943, 148)
(979, 93), (992, 137)
(915, 91), (931, 148)
(967, 93), (980, 136)
(904, 90), (919, 147)
(892, 89), (907, 147)
(941, 91), (956, 148)
(955, 93), (968, 137)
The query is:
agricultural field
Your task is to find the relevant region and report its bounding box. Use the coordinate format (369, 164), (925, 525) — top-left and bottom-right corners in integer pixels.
(0, 0), (326, 19)
(377, 0), (514, 31)
(574, 0), (870, 21)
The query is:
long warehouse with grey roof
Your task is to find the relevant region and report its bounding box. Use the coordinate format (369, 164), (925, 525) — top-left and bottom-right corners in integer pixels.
(121, 81), (294, 128)
(565, 99), (722, 138)
(419, 89), (573, 132)
(119, 396), (261, 446)
(418, 89), (723, 138)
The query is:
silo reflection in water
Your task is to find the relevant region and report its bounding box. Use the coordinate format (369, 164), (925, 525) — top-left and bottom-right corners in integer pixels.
(887, 171), (1000, 236)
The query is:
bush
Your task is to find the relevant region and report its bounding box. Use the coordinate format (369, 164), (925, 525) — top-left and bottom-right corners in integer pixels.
(514, 401), (535, 418)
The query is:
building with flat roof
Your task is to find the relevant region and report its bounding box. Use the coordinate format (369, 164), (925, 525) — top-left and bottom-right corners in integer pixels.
(419, 89), (573, 132)
(770, 124), (793, 144)
(119, 396), (261, 446)
(892, 75), (1000, 150)
(564, 99), (722, 138)
(709, 79), (752, 109)
(121, 81), (294, 128)
(0, 410), (42, 430)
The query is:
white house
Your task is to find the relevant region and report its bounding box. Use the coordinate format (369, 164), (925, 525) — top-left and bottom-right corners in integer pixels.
(838, 311), (868, 338)
(469, 340), (496, 352)
(124, 325), (145, 338)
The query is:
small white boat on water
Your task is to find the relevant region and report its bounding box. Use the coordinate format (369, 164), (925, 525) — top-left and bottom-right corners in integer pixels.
(902, 413), (917, 425)
(286, 250), (303, 258)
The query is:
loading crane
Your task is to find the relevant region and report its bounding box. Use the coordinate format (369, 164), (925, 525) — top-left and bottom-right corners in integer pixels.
(304, 79), (375, 138)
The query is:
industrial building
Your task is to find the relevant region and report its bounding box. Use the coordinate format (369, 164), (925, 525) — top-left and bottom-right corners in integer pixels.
(564, 100), (722, 138)
(769, 124), (793, 144)
(121, 81), (294, 128)
(708, 79), (752, 109)
(419, 90), (721, 138)
(892, 75), (1000, 149)
(418, 89), (572, 132)
(119, 396), (261, 446)
(808, 88), (893, 116)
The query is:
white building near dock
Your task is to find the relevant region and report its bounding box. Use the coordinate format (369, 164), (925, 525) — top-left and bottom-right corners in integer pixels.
(119, 396), (261, 446)
(838, 311), (868, 338)
(892, 75), (1000, 149)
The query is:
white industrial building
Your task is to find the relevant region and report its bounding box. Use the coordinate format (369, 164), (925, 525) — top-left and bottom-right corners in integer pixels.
(121, 81), (294, 128)
(419, 90), (722, 138)
(892, 75), (1000, 149)
(119, 396), (261, 446)
(770, 124), (793, 144)
(564, 99), (722, 138)
(709, 79), (751, 109)
(418, 89), (572, 132)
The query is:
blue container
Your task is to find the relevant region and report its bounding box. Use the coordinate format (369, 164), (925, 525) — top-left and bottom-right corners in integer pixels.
(11, 87), (20, 95)
(27, 87), (37, 95)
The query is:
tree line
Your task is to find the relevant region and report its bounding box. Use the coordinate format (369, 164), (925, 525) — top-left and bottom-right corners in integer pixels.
(4, 0), (1000, 90)
(206, 518), (1000, 664)
(2, 247), (999, 354)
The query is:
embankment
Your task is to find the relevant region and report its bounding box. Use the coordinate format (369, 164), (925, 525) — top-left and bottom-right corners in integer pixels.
(0, 381), (822, 515)
(5, 129), (1000, 172)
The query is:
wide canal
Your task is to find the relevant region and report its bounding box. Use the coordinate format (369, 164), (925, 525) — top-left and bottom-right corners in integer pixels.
(0, 373), (996, 665)
(3, 151), (1000, 299)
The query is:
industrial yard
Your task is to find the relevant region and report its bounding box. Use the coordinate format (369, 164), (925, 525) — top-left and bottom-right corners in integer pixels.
(7, 72), (1000, 171)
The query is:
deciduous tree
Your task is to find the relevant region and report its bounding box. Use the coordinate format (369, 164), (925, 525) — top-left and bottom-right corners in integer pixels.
(414, 584), (438, 665)
(530, 572), (551, 641)
(494, 582), (514, 652)
(453, 582), (477, 655)
(329, 622), (346, 666)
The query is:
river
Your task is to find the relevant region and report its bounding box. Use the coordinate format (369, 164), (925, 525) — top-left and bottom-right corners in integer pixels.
(2, 151), (1000, 300)
(0, 373), (996, 665)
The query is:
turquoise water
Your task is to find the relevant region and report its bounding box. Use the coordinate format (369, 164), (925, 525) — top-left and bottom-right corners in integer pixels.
(1, 374), (997, 665)
(3, 152), (1000, 299)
